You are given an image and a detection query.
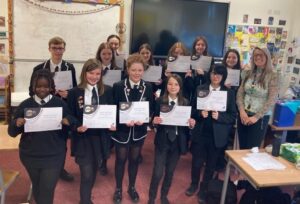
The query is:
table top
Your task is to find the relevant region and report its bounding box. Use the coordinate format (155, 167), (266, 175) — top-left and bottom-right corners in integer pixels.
(270, 124), (300, 131)
(0, 125), (19, 150)
(226, 150), (300, 187)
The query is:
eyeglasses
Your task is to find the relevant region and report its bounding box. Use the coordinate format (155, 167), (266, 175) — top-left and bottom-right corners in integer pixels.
(50, 47), (65, 51)
(253, 53), (265, 58)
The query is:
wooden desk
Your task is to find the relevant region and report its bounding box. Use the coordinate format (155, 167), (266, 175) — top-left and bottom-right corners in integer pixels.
(0, 125), (19, 149)
(270, 124), (300, 143)
(221, 150), (300, 204)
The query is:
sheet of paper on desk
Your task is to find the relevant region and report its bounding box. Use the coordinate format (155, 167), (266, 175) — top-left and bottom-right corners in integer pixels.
(242, 153), (286, 171)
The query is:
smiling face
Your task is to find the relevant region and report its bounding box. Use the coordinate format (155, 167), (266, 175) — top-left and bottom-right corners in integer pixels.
(173, 47), (184, 57)
(86, 67), (101, 86)
(108, 37), (120, 51)
(49, 43), (65, 62)
(226, 52), (239, 69)
(100, 48), (113, 66)
(35, 78), (51, 99)
(139, 48), (151, 64)
(253, 49), (267, 68)
(127, 62), (144, 83)
(195, 39), (206, 55)
(167, 77), (180, 97)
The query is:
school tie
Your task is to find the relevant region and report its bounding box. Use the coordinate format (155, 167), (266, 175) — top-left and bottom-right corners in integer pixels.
(91, 87), (98, 105)
(104, 67), (109, 71)
(41, 99), (46, 105)
(132, 84), (140, 101)
(168, 101), (177, 142)
(54, 66), (59, 72)
(212, 88), (216, 91)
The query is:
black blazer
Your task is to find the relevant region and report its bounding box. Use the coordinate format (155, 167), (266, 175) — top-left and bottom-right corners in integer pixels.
(67, 85), (114, 157)
(153, 97), (190, 155)
(112, 78), (153, 144)
(191, 84), (237, 148)
(29, 59), (77, 96)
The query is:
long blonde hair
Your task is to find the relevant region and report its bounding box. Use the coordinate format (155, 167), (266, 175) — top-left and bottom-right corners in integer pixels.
(244, 47), (273, 89)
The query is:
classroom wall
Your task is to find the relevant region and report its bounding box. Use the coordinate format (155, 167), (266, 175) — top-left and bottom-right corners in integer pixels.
(0, 0), (300, 92)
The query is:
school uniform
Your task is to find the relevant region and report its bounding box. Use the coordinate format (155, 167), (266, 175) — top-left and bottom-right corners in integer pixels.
(8, 95), (77, 204)
(189, 84), (236, 197)
(112, 78), (153, 195)
(112, 78), (153, 144)
(148, 96), (190, 202)
(29, 59), (77, 96)
(67, 84), (113, 204)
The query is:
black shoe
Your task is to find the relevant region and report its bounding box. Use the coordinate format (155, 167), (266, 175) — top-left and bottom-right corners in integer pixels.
(99, 165), (108, 176)
(127, 186), (140, 202)
(197, 190), (206, 204)
(160, 196), (170, 204)
(147, 197), (155, 204)
(113, 189), (122, 204)
(185, 184), (197, 196)
(60, 169), (74, 182)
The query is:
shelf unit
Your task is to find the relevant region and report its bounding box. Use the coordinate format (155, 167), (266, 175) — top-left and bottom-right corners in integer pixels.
(0, 75), (10, 123)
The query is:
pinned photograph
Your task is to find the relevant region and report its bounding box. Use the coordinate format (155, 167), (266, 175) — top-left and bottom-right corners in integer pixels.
(0, 43), (4, 54)
(243, 14), (248, 23)
(280, 41), (286, 49)
(293, 67), (300, 75)
(282, 31), (288, 39)
(254, 18), (262, 25)
(268, 16), (274, 25)
(279, 20), (286, 26)
(0, 17), (5, 27)
(296, 59), (300, 65)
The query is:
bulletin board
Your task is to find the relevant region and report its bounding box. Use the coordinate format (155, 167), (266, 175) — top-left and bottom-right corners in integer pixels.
(12, 0), (121, 91)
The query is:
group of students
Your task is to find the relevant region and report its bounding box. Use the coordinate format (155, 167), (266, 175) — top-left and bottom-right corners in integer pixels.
(8, 34), (278, 204)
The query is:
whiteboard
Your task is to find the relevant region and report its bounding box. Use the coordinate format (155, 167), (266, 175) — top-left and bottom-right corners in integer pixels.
(13, 0), (120, 91)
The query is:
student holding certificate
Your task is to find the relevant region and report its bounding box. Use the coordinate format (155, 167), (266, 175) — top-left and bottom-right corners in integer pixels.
(29, 36), (77, 182)
(237, 47), (278, 149)
(162, 42), (194, 100)
(192, 36), (214, 89)
(223, 49), (242, 92)
(8, 69), (77, 204)
(67, 59), (115, 204)
(148, 74), (195, 204)
(186, 65), (236, 203)
(112, 54), (153, 204)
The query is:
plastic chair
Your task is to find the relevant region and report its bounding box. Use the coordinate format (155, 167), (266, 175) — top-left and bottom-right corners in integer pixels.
(0, 169), (19, 204)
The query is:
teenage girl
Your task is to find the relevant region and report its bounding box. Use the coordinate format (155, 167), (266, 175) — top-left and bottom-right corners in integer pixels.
(186, 65), (236, 204)
(112, 54), (153, 204)
(148, 74), (195, 204)
(67, 58), (115, 204)
(191, 36), (214, 89)
(8, 69), (77, 204)
(162, 42), (194, 100)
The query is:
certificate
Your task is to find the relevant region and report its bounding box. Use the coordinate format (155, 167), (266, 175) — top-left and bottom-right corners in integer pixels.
(197, 90), (227, 111)
(142, 65), (162, 82)
(190, 56), (212, 72)
(225, 69), (240, 86)
(115, 53), (126, 69)
(24, 107), (62, 132)
(168, 56), (190, 73)
(119, 101), (149, 124)
(83, 105), (116, 128)
(160, 105), (191, 126)
(53, 70), (73, 90)
(102, 70), (122, 87)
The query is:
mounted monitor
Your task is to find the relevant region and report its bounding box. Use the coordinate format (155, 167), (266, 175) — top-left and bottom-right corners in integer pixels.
(130, 0), (230, 58)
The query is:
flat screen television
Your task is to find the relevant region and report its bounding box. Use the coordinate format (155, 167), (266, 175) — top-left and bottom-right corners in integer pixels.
(130, 0), (230, 59)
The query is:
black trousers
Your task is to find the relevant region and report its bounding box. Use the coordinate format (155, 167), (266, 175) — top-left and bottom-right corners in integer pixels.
(24, 165), (61, 204)
(190, 137), (221, 192)
(149, 140), (180, 199)
(237, 115), (270, 149)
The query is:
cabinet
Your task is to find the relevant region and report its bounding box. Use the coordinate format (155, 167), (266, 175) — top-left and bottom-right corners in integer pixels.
(0, 75), (10, 123)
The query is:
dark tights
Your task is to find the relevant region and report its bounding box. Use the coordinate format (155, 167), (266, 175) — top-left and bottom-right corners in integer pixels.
(115, 144), (142, 189)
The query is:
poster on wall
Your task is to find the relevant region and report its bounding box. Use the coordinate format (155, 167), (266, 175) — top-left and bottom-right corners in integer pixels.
(0, 43), (4, 54)
(254, 18), (262, 24)
(268, 16), (274, 25)
(243, 14), (248, 23)
(0, 17), (5, 27)
(279, 20), (286, 26)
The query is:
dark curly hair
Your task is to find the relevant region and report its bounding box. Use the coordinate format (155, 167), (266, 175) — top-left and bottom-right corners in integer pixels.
(30, 69), (55, 96)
